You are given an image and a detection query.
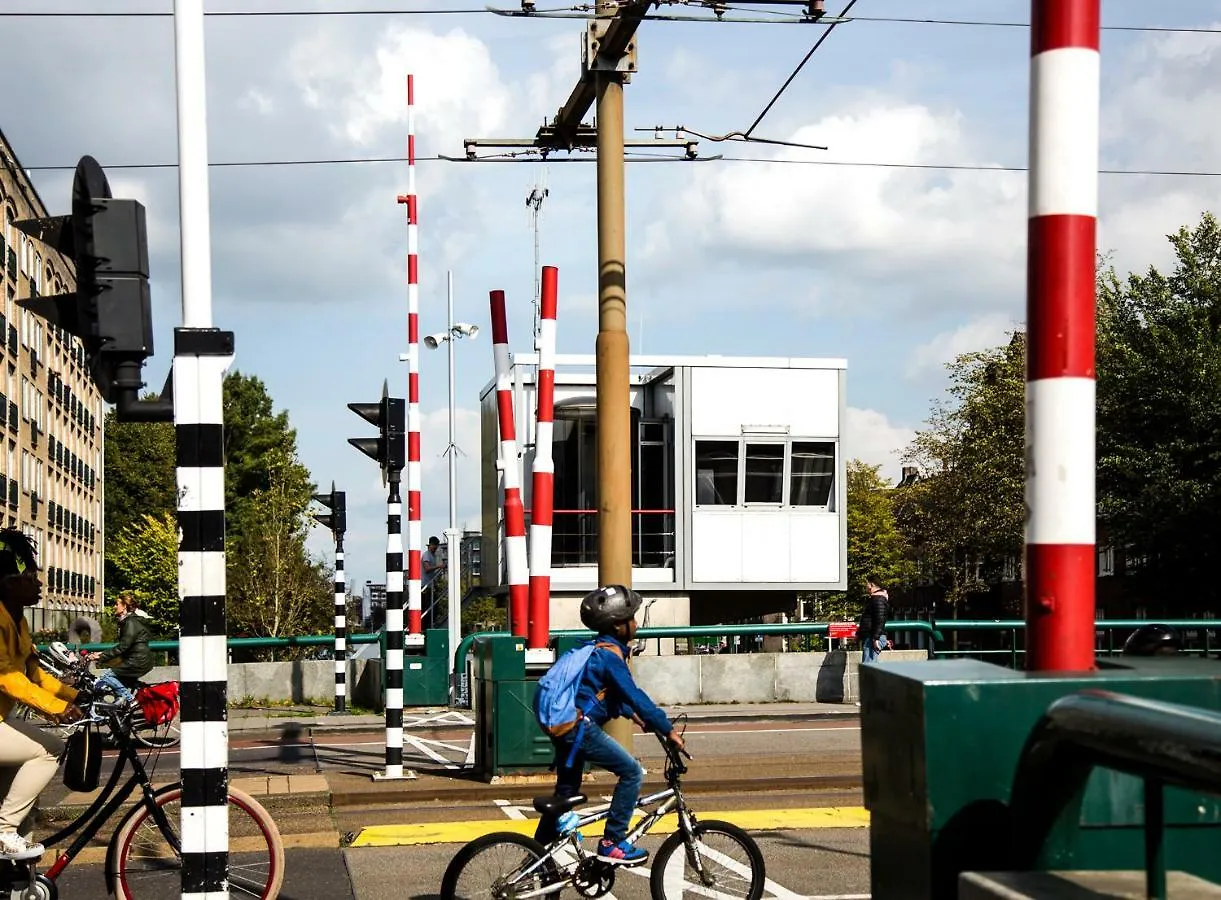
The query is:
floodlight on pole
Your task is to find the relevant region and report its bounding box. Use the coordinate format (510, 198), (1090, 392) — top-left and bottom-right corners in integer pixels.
(425, 270), (478, 701)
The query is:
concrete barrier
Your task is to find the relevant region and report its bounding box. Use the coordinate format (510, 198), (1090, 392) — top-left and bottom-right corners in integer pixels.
(135, 649), (927, 708)
(633, 649), (929, 705)
(142, 658), (384, 710)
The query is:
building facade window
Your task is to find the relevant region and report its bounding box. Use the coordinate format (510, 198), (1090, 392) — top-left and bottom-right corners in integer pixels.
(790, 442), (835, 507)
(694, 440), (738, 506)
(743, 442), (784, 505)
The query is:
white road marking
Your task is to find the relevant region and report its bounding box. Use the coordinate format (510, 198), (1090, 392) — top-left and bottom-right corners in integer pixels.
(493, 800), (529, 821)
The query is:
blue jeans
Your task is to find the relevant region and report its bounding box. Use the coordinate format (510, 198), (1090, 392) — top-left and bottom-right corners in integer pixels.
(534, 720), (643, 846)
(862, 634), (889, 664)
(95, 671), (136, 703)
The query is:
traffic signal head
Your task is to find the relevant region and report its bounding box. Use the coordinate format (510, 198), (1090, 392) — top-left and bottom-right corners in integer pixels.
(311, 482), (347, 535)
(15, 156), (154, 406)
(348, 379), (406, 483)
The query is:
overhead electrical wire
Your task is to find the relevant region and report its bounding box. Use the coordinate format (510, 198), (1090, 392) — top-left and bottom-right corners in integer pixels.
(18, 155), (1221, 178)
(0, 7), (1216, 33)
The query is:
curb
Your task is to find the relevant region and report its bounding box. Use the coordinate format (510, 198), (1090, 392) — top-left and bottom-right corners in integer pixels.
(326, 772), (862, 808)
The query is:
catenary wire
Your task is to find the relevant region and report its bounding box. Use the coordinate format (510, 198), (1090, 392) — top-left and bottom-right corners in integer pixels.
(18, 156), (1221, 177)
(0, 8), (1217, 33)
(744, 0), (857, 137)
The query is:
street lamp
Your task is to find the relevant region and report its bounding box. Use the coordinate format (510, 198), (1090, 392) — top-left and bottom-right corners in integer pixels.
(425, 270), (478, 701)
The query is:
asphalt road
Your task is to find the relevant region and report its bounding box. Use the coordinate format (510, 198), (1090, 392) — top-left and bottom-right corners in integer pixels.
(34, 718), (869, 899)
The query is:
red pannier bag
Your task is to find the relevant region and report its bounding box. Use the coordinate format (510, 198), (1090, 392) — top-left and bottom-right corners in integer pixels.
(135, 681), (180, 725)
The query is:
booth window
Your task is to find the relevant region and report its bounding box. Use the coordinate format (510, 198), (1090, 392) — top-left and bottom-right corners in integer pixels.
(744, 443), (784, 504)
(695, 441), (738, 505)
(790, 442), (835, 506)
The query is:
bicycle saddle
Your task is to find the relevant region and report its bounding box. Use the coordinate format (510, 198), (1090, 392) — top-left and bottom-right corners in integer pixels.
(533, 794), (587, 816)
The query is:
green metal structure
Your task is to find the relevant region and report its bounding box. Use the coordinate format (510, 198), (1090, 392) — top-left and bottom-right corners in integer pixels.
(861, 656), (1221, 899)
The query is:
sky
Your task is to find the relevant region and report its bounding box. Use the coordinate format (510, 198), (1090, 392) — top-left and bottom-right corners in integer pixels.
(2, 0), (1220, 591)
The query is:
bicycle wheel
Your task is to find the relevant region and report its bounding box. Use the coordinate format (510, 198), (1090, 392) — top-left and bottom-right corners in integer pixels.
(130, 715), (181, 749)
(110, 784), (285, 899)
(440, 832), (555, 900)
(650, 820), (766, 900)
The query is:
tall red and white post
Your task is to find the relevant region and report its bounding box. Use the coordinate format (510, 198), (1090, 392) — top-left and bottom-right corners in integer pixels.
(527, 267), (559, 650)
(397, 73), (424, 645)
(490, 290), (529, 637)
(1024, 0), (1100, 672)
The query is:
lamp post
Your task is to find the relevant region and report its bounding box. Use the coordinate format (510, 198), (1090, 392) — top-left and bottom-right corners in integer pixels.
(424, 270), (479, 701)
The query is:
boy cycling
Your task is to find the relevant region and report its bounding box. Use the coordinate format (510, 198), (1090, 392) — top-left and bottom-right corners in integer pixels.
(534, 584), (685, 866)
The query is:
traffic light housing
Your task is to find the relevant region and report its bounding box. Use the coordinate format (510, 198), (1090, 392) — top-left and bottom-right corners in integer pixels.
(348, 379), (406, 482)
(312, 482), (347, 536)
(14, 156), (167, 419)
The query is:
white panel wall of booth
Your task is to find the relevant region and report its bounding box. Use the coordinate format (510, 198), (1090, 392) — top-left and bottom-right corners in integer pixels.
(689, 367), (839, 436)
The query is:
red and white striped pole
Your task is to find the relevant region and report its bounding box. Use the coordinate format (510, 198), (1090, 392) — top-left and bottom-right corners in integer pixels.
(1024, 0), (1100, 672)
(396, 73), (424, 642)
(490, 290), (529, 638)
(527, 267), (559, 650)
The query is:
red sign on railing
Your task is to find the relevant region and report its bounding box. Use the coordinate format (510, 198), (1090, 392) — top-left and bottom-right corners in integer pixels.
(828, 622), (858, 640)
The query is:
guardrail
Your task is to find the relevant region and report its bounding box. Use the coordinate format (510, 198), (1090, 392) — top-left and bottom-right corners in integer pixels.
(1010, 690), (1221, 899)
(449, 621), (945, 706)
(930, 619), (1220, 667)
(54, 632), (383, 654)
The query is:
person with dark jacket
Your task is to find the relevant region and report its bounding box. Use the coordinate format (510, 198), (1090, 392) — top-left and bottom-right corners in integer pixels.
(87, 593), (153, 702)
(859, 576), (890, 664)
(534, 584), (686, 867)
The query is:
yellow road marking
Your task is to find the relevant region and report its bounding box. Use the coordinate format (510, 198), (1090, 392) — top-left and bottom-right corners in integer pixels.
(349, 807), (869, 848)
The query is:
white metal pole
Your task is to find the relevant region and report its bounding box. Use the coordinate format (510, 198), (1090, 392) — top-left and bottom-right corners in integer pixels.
(175, 0), (213, 329)
(446, 272), (462, 698)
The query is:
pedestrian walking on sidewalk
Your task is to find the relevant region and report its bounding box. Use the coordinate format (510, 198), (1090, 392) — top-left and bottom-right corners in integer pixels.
(859, 576), (890, 665)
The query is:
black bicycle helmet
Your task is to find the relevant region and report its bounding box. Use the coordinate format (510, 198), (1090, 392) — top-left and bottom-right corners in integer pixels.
(579, 584), (643, 632)
(1122, 623), (1183, 656)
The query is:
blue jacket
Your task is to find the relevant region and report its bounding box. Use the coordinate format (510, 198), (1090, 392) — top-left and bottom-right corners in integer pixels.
(575, 635), (673, 737)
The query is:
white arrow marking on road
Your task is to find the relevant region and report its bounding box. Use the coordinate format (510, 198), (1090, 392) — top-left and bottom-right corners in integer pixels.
(493, 800), (529, 821)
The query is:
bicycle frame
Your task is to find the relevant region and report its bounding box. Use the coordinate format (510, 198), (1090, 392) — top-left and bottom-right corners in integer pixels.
(508, 752), (698, 897)
(40, 706), (180, 882)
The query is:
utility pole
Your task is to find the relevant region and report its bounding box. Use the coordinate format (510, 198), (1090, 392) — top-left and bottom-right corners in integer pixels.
(459, 0), (665, 751)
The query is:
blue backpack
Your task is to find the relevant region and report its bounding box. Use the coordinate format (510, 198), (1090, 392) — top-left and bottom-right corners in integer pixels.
(535, 640), (624, 764)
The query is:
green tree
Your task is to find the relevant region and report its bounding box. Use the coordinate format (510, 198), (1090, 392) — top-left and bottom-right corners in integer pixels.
(104, 512), (179, 636)
(227, 448), (332, 639)
(224, 372), (312, 543)
(103, 411), (175, 586)
(1096, 212), (1221, 604)
(894, 332), (1027, 613)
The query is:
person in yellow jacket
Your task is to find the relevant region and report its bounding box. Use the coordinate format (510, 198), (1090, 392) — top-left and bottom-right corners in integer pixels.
(0, 529), (83, 860)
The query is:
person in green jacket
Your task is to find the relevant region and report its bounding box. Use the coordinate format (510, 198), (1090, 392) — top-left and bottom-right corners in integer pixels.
(85, 592), (153, 703)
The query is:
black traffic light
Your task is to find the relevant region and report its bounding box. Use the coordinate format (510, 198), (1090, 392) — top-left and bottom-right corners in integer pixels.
(14, 156), (169, 420)
(312, 482), (347, 536)
(348, 379), (406, 482)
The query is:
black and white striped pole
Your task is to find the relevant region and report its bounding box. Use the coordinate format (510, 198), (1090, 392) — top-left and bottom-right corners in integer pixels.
(311, 483), (348, 714)
(349, 382), (414, 780)
(171, 1), (236, 896)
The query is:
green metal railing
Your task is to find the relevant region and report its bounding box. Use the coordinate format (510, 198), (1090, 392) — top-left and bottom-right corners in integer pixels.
(1011, 690), (1221, 900)
(930, 619), (1220, 668)
(52, 632), (383, 655)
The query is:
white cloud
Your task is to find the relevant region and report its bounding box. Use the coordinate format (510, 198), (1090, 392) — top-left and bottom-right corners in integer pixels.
(843, 407), (915, 484)
(640, 101), (1026, 314)
(906, 313), (1021, 379)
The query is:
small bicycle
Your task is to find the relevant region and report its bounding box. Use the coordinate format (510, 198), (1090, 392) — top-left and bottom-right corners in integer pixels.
(0, 643), (284, 899)
(440, 717), (766, 900)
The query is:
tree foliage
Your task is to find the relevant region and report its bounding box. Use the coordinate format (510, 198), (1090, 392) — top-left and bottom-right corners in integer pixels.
(104, 512), (179, 636)
(103, 411), (175, 559)
(895, 333), (1026, 610)
(103, 371), (330, 637)
(1097, 212), (1221, 602)
(227, 446), (332, 638)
